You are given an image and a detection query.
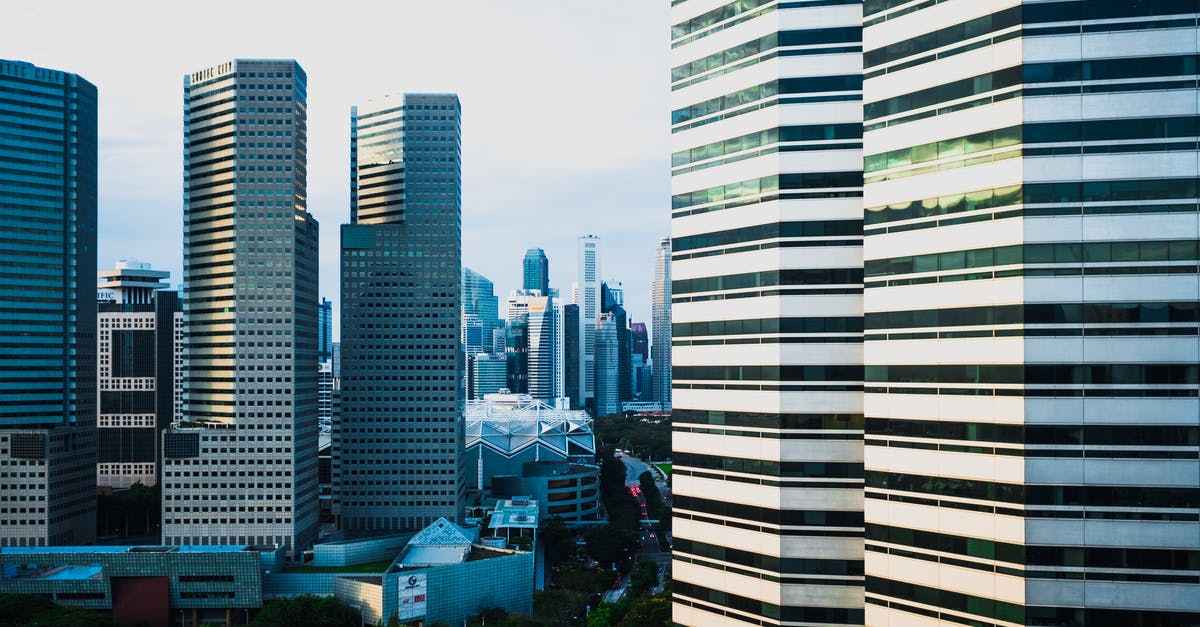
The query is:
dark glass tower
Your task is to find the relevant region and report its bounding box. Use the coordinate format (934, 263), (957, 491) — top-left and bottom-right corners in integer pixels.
(523, 248), (549, 294)
(319, 297), (333, 362)
(340, 93), (465, 530)
(0, 59), (98, 546)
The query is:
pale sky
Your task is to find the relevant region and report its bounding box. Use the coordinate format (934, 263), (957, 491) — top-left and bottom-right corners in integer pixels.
(7, 1), (672, 336)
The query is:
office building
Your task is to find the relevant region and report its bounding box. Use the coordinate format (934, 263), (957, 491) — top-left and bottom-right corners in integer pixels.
(508, 290), (556, 401)
(463, 267), (499, 349)
(319, 297), (333, 363)
(505, 304), (529, 395)
(340, 92), (465, 531)
(468, 353), (508, 400)
(0, 59), (98, 547)
(593, 314), (621, 417)
(576, 235), (601, 410)
(463, 314), (485, 357)
(601, 282), (632, 403)
(164, 59), (320, 556)
(522, 248), (549, 294)
(651, 237), (672, 408)
(96, 261), (180, 490)
(562, 304), (581, 408)
(861, 2), (1200, 625)
(668, 2), (866, 624)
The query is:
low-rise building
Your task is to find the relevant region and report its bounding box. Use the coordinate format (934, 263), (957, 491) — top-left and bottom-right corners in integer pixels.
(0, 544), (279, 626)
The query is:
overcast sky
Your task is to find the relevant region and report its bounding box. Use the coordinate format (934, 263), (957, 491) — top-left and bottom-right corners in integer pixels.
(9, 1), (671, 337)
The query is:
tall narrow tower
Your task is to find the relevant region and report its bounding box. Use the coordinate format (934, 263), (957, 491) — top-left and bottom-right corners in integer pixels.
(0, 59), (98, 546)
(164, 59), (320, 556)
(577, 235), (601, 411)
(651, 237), (672, 408)
(668, 2), (866, 624)
(340, 93), (464, 531)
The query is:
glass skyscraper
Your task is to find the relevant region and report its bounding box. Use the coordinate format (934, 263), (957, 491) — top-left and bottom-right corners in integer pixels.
(163, 59), (320, 557)
(0, 59), (98, 547)
(319, 296), (333, 363)
(340, 93), (465, 530)
(523, 247), (549, 294)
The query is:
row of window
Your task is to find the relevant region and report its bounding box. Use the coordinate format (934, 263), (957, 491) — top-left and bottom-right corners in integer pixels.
(868, 363), (1199, 386)
(674, 494), (863, 526)
(867, 522), (1024, 563)
(867, 301), (1200, 331)
(675, 451), (863, 479)
(869, 418), (1199, 447)
(866, 115), (1200, 175)
(673, 219), (861, 253)
(672, 27), (861, 83)
(866, 54), (1197, 122)
(866, 239), (1200, 278)
(868, 471), (1200, 508)
(676, 537), (863, 575)
(672, 75), (861, 127)
(675, 364), (862, 382)
(674, 316), (863, 338)
(868, 576), (1024, 624)
(673, 409), (864, 431)
(673, 124), (861, 168)
(673, 268), (863, 295)
(676, 580), (863, 624)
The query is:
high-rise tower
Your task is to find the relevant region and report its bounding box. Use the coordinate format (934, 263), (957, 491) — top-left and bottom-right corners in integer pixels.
(319, 297), (333, 363)
(652, 237), (672, 408)
(862, 2), (1200, 624)
(164, 59), (320, 556)
(577, 235), (601, 411)
(668, 2), (866, 624)
(96, 261), (179, 490)
(523, 248), (549, 294)
(0, 59), (98, 546)
(340, 93), (465, 531)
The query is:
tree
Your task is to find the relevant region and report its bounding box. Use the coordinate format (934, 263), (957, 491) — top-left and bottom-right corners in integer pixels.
(629, 561), (658, 596)
(617, 595), (669, 626)
(249, 594), (360, 627)
(0, 594), (114, 627)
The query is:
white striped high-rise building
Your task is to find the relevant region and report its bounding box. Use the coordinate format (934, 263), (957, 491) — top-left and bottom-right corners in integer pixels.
(862, 2), (1200, 625)
(668, 1), (1200, 625)
(164, 59), (320, 556)
(577, 235), (601, 410)
(668, 1), (866, 624)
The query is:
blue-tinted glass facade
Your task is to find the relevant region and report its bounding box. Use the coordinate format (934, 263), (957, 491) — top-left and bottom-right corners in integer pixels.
(340, 94), (465, 531)
(0, 59), (97, 546)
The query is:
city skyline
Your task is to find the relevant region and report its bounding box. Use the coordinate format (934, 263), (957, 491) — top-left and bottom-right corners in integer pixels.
(6, 2), (671, 333)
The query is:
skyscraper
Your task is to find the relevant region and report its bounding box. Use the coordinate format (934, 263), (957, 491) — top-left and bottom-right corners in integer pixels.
(319, 297), (333, 363)
(594, 314), (621, 417)
(163, 59), (320, 556)
(340, 93), (464, 531)
(668, 2), (866, 624)
(0, 59), (97, 546)
(522, 248), (549, 294)
(577, 235), (601, 411)
(96, 261), (180, 490)
(562, 304), (581, 408)
(601, 282), (632, 404)
(463, 267), (499, 349)
(862, 3), (1200, 624)
(508, 290), (556, 401)
(651, 237), (671, 408)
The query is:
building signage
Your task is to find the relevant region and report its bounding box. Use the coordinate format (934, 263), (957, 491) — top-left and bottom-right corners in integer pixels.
(397, 573), (427, 620)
